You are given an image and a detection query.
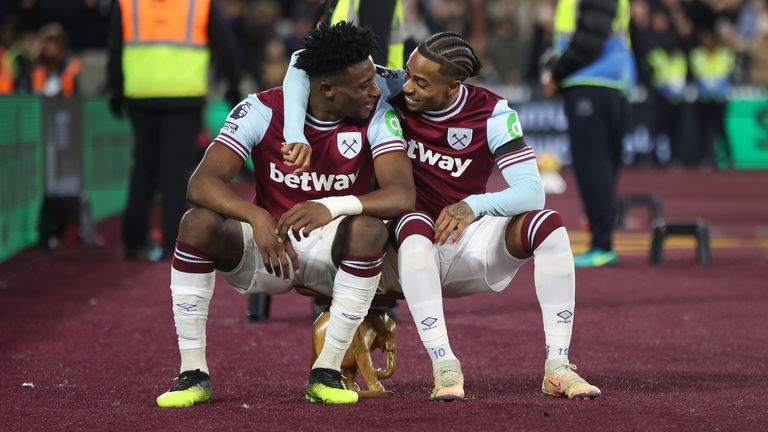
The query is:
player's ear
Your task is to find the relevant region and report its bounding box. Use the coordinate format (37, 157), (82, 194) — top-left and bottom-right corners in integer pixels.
(446, 79), (460, 98)
(320, 81), (335, 98)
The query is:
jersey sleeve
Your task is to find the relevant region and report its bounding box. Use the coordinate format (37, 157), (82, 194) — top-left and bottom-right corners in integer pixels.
(486, 99), (525, 154)
(374, 65), (406, 100)
(462, 159), (545, 217)
(213, 94), (272, 161)
(366, 99), (406, 160)
(282, 50), (310, 146)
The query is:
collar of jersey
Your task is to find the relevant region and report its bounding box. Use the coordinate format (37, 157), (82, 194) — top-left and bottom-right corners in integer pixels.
(420, 84), (468, 122)
(305, 113), (342, 131)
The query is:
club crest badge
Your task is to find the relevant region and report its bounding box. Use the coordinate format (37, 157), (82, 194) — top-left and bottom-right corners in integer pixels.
(447, 127), (473, 150)
(337, 132), (362, 159)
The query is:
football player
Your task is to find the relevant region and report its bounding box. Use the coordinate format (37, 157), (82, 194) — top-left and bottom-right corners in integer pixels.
(156, 22), (415, 407)
(282, 31), (601, 401)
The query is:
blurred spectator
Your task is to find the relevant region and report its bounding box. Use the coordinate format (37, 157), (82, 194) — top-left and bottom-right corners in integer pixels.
(630, 0), (659, 85)
(646, 35), (687, 163)
(260, 37), (288, 89)
(746, 0), (768, 84)
(690, 28), (734, 166)
(231, 0), (280, 90)
(525, 0), (555, 83)
(662, 0), (694, 48)
(107, 0), (241, 260)
(0, 35), (12, 94)
(485, 0), (533, 84)
(29, 23), (80, 97)
(723, 0), (768, 84)
(403, 0), (431, 44)
(6, 28), (36, 93)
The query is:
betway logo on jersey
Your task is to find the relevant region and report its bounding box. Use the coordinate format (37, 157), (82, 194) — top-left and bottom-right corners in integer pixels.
(269, 163), (359, 191)
(405, 140), (472, 178)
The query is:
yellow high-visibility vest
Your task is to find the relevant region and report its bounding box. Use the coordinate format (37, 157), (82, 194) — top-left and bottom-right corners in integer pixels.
(120, 0), (210, 98)
(553, 0), (633, 90)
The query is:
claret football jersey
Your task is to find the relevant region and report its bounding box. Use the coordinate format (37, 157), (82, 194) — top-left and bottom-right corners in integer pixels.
(213, 87), (406, 218)
(387, 83), (529, 218)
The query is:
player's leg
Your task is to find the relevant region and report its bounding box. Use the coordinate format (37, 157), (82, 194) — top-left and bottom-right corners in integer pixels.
(394, 212), (463, 401)
(306, 215), (388, 404)
(508, 210), (600, 400)
(156, 207), (244, 408)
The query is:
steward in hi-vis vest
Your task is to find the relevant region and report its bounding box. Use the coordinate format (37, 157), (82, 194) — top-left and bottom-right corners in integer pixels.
(106, 0), (242, 260)
(108, 0), (241, 110)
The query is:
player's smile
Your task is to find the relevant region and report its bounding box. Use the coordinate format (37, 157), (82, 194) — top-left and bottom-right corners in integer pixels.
(404, 93), (419, 108)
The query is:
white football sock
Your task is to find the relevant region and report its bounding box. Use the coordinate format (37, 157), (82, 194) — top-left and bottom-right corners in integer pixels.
(533, 227), (575, 359)
(313, 262), (380, 371)
(170, 268), (215, 374)
(399, 235), (457, 366)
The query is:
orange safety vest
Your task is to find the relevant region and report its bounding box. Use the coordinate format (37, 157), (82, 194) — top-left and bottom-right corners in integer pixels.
(119, 0), (211, 98)
(0, 48), (13, 94)
(31, 59), (81, 97)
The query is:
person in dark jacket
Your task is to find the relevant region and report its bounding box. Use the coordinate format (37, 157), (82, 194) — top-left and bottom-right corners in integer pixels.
(542, 0), (635, 268)
(107, 0), (241, 260)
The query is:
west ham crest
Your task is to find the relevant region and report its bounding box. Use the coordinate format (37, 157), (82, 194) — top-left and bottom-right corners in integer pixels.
(447, 127), (473, 150)
(337, 132), (362, 159)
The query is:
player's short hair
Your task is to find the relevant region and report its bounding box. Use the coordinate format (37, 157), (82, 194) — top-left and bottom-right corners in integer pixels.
(295, 21), (379, 78)
(417, 32), (482, 81)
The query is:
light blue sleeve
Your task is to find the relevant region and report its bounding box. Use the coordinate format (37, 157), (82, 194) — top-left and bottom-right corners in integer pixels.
(213, 94), (272, 161)
(462, 159), (545, 217)
(282, 50), (310, 146)
(366, 99), (406, 159)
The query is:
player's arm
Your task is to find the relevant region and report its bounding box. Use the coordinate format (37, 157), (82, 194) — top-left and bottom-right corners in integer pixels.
(281, 51), (406, 174)
(277, 103), (415, 241)
(361, 151), (416, 217)
(189, 97), (299, 278)
(357, 100), (415, 217)
(435, 102), (545, 245)
(281, 50), (312, 174)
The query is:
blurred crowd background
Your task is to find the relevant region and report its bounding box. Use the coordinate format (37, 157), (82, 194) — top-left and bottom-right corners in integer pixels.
(1, 0), (767, 174)
(2, 0), (767, 95)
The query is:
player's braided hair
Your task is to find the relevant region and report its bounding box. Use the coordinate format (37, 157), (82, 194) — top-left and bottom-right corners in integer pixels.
(417, 32), (482, 81)
(295, 21), (379, 78)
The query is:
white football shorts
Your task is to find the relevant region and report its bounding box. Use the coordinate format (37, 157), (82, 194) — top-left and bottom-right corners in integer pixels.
(379, 216), (527, 297)
(221, 217), (346, 297)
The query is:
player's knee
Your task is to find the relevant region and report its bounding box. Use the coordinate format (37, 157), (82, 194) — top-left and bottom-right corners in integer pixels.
(399, 235), (434, 272)
(345, 215), (389, 255)
(178, 208), (224, 249)
(520, 209), (566, 254)
(394, 212), (435, 247)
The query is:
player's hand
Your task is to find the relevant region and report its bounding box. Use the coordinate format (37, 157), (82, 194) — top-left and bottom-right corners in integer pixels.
(249, 208), (299, 279)
(282, 143), (312, 174)
(434, 201), (476, 245)
(276, 201), (332, 242)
